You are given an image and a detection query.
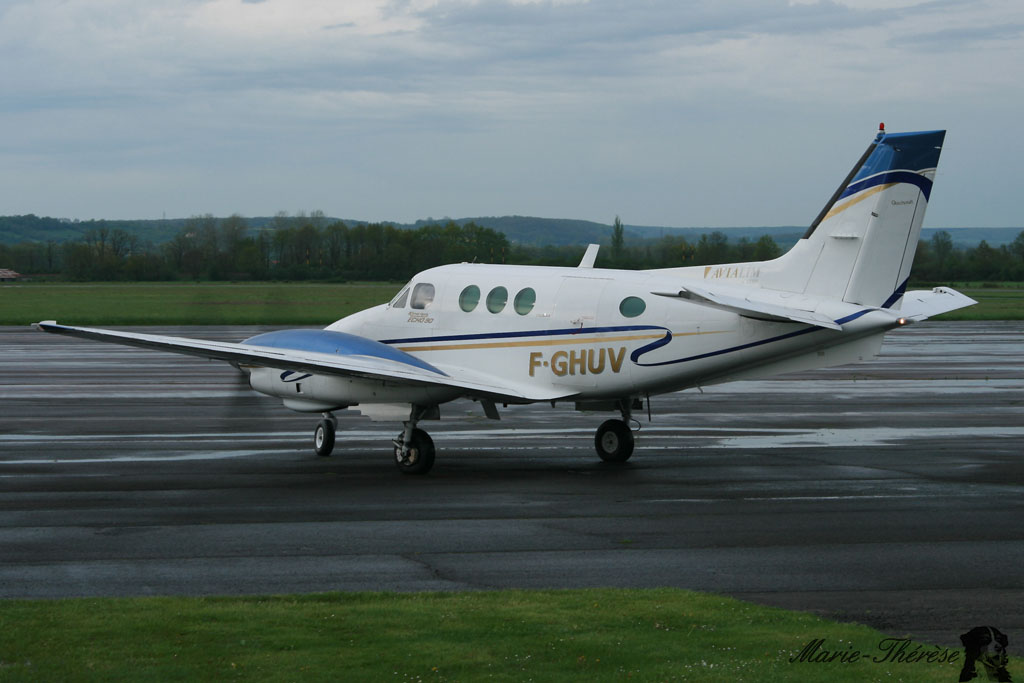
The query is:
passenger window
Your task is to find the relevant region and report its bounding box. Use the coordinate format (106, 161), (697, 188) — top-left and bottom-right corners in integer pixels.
(619, 296), (646, 318)
(411, 283), (435, 310)
(390, 286), (409, 309)
(486, 286), (508, 313)
(459, 285), (480, 312)
(513, 288), (536, 315)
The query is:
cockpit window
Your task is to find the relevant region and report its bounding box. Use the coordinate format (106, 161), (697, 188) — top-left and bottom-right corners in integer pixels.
(390, 286), (409, 308)
(411, 283), (435, 310)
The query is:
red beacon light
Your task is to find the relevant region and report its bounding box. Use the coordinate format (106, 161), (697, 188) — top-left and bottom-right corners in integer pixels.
(879, 122), (885, 132)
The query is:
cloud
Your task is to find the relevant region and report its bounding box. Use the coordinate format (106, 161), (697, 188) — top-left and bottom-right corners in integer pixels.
(1, 0), (1022, 225)
(898, 22), (1024, 50)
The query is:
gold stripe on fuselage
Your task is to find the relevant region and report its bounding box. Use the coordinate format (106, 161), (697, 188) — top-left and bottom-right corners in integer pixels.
(395, 329), (727, 353)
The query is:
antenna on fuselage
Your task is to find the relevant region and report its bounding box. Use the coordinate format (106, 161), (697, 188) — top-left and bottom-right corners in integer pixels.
(577, 244), (600, 269)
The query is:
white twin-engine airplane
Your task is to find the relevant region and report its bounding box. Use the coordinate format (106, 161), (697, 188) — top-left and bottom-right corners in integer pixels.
(37, 126), (976, 474)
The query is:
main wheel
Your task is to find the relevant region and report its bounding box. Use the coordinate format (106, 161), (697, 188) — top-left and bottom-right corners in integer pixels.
(314, 419), (335, 457)
(394, 428), (435, 475)
(595, 419), (634, 463)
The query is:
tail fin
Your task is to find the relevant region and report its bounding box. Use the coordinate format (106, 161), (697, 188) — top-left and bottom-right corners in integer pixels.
(763, 127), (945, 308)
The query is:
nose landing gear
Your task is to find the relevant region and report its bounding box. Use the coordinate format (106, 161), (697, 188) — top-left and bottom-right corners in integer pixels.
(313, 413), (336, 457)
(595, 419), (634, 462)
(594, 398), (638, 463)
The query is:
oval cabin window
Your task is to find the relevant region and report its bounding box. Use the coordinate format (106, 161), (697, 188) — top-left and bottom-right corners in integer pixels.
(459, 285), (480, 312)
(619, 296), (646, 318)
(486, 286), (508, 313)
(513, 288), (536, 315)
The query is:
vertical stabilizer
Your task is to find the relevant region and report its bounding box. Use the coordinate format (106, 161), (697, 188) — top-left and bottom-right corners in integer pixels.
(763, 127), (945, 309)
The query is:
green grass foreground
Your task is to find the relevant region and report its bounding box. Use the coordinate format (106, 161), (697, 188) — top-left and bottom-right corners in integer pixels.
(0, 588), (984, 682)
(1, 282), (1021, 326)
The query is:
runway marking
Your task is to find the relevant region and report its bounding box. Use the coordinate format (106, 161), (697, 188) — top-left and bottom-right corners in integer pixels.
(702, 426), (1024, 449)
(3, 425), (1022, 467)
(643, 493), (997, 503)
(0, 426), (798, 444)
(0, 450), (276, 465)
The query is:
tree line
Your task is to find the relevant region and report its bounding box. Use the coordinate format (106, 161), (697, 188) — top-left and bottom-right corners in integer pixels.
(1, 212), (1022, 282)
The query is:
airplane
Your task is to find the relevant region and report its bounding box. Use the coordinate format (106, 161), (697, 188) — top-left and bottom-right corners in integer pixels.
(36, 125), (976, 474)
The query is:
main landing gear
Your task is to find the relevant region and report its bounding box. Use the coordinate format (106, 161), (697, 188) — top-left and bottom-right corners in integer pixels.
(309, 407), (438, 475)
(393, 406), (435, 475)
(594, 399), (638, 463)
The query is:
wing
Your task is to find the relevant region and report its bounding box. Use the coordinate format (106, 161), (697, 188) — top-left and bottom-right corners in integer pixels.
(34, 321), (572, 402)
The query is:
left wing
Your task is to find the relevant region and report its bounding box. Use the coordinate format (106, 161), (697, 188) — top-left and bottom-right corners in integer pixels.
(34, 321), (572, 402)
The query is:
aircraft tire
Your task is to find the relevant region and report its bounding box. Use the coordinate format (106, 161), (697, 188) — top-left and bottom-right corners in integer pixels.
(394, 428), (435, 475)
(314, 419), (335, 457)
(595, 419), (634, 463)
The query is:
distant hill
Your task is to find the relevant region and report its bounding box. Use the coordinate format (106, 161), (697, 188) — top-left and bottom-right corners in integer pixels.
(440, 218), (1021, 250)
(1, 213), (1019, 249)
(919, 227), (1024, 249)
(0, 215), (186, 246)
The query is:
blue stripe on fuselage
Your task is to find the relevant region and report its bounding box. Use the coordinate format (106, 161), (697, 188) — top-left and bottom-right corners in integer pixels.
(380, 325), (669, 345)
(632, 308), (877, 367)
(631, 325), (823, 367)
(380, 304), (892, 370)
(243, 329), (446, 375)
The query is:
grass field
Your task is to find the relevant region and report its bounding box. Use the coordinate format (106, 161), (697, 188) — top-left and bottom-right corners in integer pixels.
(0, 588), (985, 682)
(933, 286), (1024, 320)
(1, 281), (1021, 325)
(0, 282), (403, 326)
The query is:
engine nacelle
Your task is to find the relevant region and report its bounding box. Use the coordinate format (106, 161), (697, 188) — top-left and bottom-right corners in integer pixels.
(247, 367), (461, 413)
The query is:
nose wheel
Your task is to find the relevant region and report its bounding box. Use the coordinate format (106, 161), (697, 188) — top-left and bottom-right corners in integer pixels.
(595, 419), (634, 463)
(313, 415), (336, 457)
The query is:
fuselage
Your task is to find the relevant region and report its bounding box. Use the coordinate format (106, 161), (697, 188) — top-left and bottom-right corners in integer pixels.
(326, 262), (899, 404)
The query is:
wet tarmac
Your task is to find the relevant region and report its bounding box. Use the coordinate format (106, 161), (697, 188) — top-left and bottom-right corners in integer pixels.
(1, 321), (1022, 651)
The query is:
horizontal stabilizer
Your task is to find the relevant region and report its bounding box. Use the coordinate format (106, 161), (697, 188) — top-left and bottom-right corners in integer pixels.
(897, 287), (977, 321)
(653, 285), (843, 330)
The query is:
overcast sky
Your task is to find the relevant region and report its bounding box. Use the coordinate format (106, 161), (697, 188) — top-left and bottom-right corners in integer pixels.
(2, 0), (1021, 228)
